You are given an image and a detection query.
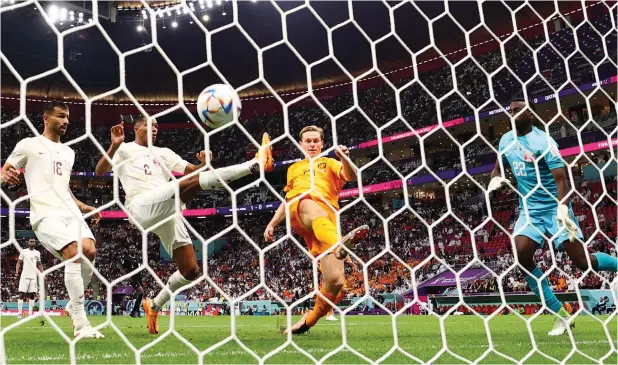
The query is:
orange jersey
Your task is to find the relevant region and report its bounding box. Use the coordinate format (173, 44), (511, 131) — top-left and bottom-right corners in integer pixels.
(284, 157), (345, 208)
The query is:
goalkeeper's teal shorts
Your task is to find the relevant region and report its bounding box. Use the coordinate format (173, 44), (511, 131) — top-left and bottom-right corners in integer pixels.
(513, 207), (584, 249)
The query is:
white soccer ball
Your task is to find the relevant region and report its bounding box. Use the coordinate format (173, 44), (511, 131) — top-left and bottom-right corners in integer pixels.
(196, 84), (242, 129)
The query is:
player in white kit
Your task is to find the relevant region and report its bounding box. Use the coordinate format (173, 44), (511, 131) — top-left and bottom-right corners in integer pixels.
(15, 238), (43, 319)
(1, 101), (104, 339)
(95, 116), (273, 334)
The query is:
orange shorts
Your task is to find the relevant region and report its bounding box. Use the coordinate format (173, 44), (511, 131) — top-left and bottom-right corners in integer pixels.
(289, 195), (338, 257)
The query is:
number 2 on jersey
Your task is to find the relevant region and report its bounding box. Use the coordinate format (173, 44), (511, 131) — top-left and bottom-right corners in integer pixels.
(144, 164), (151, 175)
(513, 161), (527, 176)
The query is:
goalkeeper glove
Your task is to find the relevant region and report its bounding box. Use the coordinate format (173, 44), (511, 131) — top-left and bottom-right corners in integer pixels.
(557, 204), (578, 242)
(486, 176), (507, 194)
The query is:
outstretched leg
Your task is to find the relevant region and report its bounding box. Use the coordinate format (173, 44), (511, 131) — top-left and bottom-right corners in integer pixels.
(178, 133), (273, 203)
(562, 239), (618, 273)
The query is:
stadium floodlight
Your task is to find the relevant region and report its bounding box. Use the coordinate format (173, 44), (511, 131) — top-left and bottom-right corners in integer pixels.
(207, 1), (213, 8)
(176, 8), (181, 15)
(200, 4), (205, 9)
(171, 20), (178, 28)
(78, 12), (83, 18)
(136, 25), (144, 32)
(48, 5), (59, 23)
(202, 14), (209, 21)
(215, 0), (222, 5)
(143, 14), (147, 19)
(157, 10), (163, 18)
(182, 7), (189, 14)
(166, 8), (171, 16)
(141, 9), (146, 15)
(69, 10), (74, 16)
(222, 11), (226, 16)
(59, 7), (67, 21)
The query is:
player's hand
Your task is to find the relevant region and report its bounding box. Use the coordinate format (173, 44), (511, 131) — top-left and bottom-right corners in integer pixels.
(0, 167), (20, 186)
(82, 205), (101, 226)
(334, 145), (350, 160)
(486, 176), (507, 194)
(195, 150), (211, 165)
(264, 224), (275, 242)
(110, 122), (125, 147)
(557, 204), (578, 242)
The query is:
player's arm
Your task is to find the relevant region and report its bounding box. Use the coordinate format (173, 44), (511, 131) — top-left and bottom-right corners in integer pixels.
(95, 122), (125, 176)
(36, 254), (43, 272)
(264, 203), (286, 242)
(334, 145), (357, 182)
(487, 151), (509, 194)
(15, 257), (22, 277)
(70, 190), (101, 224)
(551, 167), (570, 203)
(265, 168), (294, 242)
(546, 137), (578, 241)
(1, 140), (28, 186)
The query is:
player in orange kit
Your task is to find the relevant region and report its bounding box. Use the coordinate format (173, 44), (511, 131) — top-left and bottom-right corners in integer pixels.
(264, 125), (368, 334)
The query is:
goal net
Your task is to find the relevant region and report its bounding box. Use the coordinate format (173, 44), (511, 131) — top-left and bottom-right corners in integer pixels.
(0, 0), (617, 364)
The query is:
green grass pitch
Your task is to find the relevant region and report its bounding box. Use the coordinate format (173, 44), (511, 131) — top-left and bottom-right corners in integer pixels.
(1, 314), (616, 364)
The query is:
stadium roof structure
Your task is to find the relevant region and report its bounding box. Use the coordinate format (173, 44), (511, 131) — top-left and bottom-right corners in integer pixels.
(0, 0), (591, 103)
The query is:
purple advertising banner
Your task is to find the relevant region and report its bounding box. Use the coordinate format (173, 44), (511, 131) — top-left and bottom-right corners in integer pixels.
(418, 268), (489, 288)
(113, 286), (135, 295)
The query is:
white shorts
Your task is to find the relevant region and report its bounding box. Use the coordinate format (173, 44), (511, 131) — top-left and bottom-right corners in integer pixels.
(33, 216), (95, 260)
(127, 182), (191, 256)
(18, 276), (38, 293)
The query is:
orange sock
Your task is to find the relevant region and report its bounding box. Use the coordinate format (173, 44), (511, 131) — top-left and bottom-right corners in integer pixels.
(311, 216), (339, 247)
(306, 289), (337, 328)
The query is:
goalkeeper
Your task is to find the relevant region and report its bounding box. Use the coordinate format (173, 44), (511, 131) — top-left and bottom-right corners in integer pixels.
(487, 98), (617, 336)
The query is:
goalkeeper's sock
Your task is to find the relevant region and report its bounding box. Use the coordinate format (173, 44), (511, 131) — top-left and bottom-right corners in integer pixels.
(17, 299), (23, 315)
(153, 271), (191, 311)
(198, 162), (254, 190)
(65, 262), (88, 329)
(592, 252), (618, 272)
(311, 216), (339, 247)
(81, 259), (95, 289)
(305, 289), (337, 328)
(28, 299), (34, 315)
(525, 267), (563, 313)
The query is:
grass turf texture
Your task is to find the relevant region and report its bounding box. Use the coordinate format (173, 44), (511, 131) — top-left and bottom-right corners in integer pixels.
(1, 315), (616, 364)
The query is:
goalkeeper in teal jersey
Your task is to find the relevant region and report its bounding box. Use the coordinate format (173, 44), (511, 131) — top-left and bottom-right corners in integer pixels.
(487, 98), (617, 336)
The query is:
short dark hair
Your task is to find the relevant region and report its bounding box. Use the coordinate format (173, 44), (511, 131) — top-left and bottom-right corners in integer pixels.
(510, 97), (536, 111)
(42, 101), (68, 115)
(134, 115), (147, 126)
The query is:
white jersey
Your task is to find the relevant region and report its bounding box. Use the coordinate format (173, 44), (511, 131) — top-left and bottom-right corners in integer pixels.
(112, 142), (188, 204)
(6, 136), (82, 225)
(18, 248), (41, 279)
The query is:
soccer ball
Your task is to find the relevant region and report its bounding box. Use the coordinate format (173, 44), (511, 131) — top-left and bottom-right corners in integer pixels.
(196, 84), (242, 129)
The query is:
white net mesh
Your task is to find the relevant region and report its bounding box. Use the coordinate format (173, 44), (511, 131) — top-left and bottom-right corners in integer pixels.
(1, 0), (617, 364)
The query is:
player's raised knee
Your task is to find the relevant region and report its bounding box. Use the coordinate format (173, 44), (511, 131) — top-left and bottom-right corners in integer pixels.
(180, 264), (200, 281)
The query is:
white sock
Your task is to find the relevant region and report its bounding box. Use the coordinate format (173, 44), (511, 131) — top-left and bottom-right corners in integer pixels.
(17, 299), (23, 315)
(65, 262), (88, 329)
(153, 271), (191, 310)
(198, 161), (254, 190)
(28, 300), (34, 315)
(81, 259), (95, 289)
